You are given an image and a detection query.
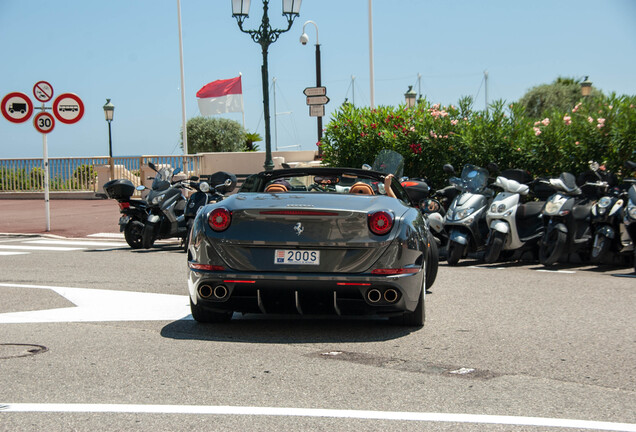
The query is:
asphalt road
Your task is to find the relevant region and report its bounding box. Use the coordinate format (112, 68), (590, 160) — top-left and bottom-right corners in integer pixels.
(0, 234), (634, 431)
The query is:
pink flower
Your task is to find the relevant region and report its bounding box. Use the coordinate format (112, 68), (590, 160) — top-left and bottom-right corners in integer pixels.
(534, 121), (541, 126)
(451, 119), (459, 126)
(597, 123), (604, 129)
(588, 116), (594, 123)
(563, 115), (572, 125)
(597, 118), (605, 124)
(575, 141), (580, 146)
(541, 118), (550, 126)
(533, 127), (541, 136)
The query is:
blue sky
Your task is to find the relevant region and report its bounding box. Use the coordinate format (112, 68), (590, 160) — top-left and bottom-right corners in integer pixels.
(1, 0), (635, 159)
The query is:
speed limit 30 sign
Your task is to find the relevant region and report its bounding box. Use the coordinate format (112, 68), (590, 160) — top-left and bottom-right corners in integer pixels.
(33, 112), (55, 134)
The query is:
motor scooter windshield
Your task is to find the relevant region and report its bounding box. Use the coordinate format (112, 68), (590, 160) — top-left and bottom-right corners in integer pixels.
(151, 168), (173, 191)
(460, 164), (488, 193)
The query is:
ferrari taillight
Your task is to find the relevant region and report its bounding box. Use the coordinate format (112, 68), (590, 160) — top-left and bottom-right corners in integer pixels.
(208, 208), (231, 232)
(368, 211), (393, 235)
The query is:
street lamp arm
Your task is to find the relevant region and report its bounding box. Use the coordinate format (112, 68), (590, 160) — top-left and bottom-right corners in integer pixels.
(301, 20), (319, 44)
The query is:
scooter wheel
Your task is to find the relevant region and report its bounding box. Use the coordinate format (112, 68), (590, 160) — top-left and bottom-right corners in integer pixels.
(590, 233), (611, 264)
(484, 232), (505, 264)
(142, 223), (156, 249)
(539, 229), (566, 266)
(124, 221), (144, 249)
(446, 241), (464, 266)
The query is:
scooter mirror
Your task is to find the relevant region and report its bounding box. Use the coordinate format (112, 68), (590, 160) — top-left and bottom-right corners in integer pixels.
(189, 176), (199, 181)
(136, 185), (146, 191)
(443, 164), (455, 174)
(487, 162), (499, 173)
(148, 162), (157, 171)
(362, 164), (372, 170)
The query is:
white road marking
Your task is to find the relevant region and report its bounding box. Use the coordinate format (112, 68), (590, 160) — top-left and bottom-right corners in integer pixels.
(469, 266), (504, 270)
(0, 403), (634, 431)
(0, 283), (191, 323)
(87, 232), (125, 239)
(0, 245), (84, 251)
(25, 239), (128, 247)
(0, 251), (29, 256)
(536, 269), (577, 274)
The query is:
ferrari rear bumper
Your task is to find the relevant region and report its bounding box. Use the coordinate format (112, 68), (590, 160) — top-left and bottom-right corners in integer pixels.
(187, 268), (423, 317)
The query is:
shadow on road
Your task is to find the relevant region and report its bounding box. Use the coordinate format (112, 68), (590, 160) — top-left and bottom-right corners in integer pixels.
(160, 315), (417, 344)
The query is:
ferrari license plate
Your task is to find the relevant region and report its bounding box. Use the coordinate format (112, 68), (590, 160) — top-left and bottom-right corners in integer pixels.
(275, 249), (320, 265)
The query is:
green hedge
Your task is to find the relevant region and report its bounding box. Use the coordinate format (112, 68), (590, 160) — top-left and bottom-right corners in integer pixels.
(319, 94), (636, 189)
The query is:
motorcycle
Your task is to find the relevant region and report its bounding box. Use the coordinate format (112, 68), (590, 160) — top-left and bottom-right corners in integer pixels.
(622, 161), (636, 272)
(103, 178), (149, 249)
(483, 169), (545, 263)
(138, 162), (189, 249)
(588, 164), (631, 264)
(444, 163), (495, 265)
(182, 171), (237, 252)
(538, 164), (607, 266)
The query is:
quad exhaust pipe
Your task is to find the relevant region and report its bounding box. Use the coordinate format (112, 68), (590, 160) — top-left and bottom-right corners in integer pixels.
(198, 284), (229, 300)
(366, 288), (399, 304)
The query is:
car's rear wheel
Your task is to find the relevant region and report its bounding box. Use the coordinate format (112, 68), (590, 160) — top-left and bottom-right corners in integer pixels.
(391, 276), (425, 327)
(190, 298), (232, 323)
(425, 232), (439, 291)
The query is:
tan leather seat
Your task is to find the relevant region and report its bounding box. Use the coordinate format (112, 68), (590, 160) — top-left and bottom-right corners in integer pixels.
(349, 182), (374, 195)
(265, 183), (288, 192)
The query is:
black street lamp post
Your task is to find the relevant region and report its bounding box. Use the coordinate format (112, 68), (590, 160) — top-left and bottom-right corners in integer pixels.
(300, 20), (322, 155)
(232, 0), (302, 171)
(103, 99), (115, 179)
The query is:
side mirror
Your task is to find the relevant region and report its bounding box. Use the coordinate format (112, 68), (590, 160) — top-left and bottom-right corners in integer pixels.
(487, 162), (499, 173)
(174, 167), (182, 175)
(362, 164), (372, 170)
(148, 162), (157, 172)
(189, 176), (199, 181)
(136, 185), (146, 191)
(443, 164), (455, 175)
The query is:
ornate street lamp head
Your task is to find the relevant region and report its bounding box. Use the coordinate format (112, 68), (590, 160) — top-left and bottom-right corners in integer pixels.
(580, 76), (592, 97)
(404, 86), (417, 108)
(282, 0), (301, 16)
(103, 98), (114, 122)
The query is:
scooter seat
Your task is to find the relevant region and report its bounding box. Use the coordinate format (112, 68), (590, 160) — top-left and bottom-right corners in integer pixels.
(495, 176), (530, 195)
(516, 201), (543, 220)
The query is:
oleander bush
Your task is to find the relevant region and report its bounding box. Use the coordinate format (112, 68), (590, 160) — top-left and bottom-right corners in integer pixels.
(320, 94), (636, 188)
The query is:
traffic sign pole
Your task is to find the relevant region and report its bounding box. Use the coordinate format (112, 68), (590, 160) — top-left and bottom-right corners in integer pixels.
(42, 132), (50, 231)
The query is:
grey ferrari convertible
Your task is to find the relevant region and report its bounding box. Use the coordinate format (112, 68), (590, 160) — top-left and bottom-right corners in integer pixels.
(187, 162), (436, 326)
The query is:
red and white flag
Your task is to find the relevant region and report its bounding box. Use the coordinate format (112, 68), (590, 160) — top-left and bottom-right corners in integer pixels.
(196, 76), (243, 116)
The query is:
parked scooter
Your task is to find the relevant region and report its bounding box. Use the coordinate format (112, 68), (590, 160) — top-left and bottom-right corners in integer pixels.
(483, 169), (545, 263)
(182, 171), (237, 252)
(588, 164), (631, 264)
(138, 162), (189, 249)
(103, 179), (149, 249)
(538, 164), (607, 266)
(621, 161), (636, 272)
(444, 164), (495, 265)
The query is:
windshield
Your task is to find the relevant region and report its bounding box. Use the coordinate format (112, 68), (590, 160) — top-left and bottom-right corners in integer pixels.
(459, 164), (488, 193)
(151, 167), (175, 191)
(372, 150), (404, 178)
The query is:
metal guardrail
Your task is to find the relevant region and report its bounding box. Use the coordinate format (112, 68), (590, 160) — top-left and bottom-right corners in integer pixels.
(0, 155), (203, 193)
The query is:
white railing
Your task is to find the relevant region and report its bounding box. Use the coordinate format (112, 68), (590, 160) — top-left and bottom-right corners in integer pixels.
(0, 155), (203, 193)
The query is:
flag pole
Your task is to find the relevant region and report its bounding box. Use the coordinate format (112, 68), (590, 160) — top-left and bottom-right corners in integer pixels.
(177, 0), (188, 155)
(239, 72), (245, 129)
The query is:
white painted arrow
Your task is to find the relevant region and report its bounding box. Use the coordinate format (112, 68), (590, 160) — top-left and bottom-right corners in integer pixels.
(0, 283), (192, 323)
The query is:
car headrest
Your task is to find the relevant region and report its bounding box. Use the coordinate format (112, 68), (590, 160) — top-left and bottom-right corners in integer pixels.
(265, 184), (288, 193)
(349, 182), (374, 195)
